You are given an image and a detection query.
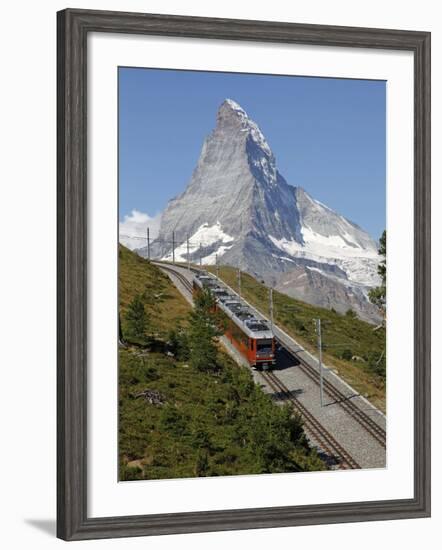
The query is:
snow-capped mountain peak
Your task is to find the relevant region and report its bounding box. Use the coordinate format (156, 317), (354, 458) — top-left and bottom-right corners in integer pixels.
(218, 98), (273, 158)
(224, 98), (247, 116)
(138, 98), (382, 323)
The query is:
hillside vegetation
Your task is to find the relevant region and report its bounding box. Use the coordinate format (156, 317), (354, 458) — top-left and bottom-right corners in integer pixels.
(119, 245), (190, 338)
(118, 246), (325, 481)
(207, 266), (386, 411)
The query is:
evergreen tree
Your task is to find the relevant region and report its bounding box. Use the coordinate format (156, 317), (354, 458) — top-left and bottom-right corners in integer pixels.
(125, 293), (148, 342)
(168, 327), (190, 361)
(377, 230), (386, 284)
(369, 230), (386, 311)
(188, 289), (222, 372)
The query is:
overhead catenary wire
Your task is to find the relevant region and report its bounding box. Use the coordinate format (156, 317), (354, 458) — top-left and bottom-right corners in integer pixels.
(120, 230), (228, 268)
(119, 234), (222, 248)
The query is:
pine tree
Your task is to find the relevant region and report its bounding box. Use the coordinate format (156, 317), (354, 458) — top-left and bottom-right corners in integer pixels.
(369, 230), (386, 311)
(125, 294), (148, 342)
(377, 230), (386, 284)
(168, 327), (190, 360)
(188, 289), (222, 372)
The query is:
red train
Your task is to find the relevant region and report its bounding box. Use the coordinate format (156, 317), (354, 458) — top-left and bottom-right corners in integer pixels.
(193, 274), (275, 369)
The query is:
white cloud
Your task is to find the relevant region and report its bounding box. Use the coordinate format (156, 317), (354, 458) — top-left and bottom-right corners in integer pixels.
(119, 210), (161, 251)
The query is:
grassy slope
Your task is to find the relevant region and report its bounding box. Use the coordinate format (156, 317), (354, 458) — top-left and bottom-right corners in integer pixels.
(119, 245), (190, 337)
(118, 246), (324, 481)
(206, 266), (386, 411)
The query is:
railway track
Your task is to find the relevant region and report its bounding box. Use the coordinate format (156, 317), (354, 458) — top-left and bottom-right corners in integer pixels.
(201, 267), (386, 448)
(154, 262), (380, 466)
(261, 370), (361, 470)
(155, 263), (194, 294)
(278, 344), (386, 449)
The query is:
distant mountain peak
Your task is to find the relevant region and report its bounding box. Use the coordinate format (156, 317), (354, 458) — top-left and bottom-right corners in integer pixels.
(223, 98), (248, 116)
(137, 100), (382, 323)
(217, 98), (273, 158)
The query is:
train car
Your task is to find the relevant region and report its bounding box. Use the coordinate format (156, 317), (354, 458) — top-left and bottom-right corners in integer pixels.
(192, 274), (219, 295)
(192, 273), (276, 369)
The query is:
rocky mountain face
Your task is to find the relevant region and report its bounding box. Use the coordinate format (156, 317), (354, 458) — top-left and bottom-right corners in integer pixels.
(139, 99), (382, 323)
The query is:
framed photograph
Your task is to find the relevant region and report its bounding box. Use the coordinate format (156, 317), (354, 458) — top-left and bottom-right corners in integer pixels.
(57, 8), (431, 541)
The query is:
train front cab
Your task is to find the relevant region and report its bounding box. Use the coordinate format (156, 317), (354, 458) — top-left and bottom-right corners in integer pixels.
(249, 337), (276, 370)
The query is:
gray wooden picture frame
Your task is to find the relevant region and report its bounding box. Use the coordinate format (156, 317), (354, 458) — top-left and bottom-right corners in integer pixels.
(57, 8), (431, 541)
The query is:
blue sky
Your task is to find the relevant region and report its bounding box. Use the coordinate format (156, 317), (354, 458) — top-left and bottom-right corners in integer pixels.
(119, 67), (386, 241)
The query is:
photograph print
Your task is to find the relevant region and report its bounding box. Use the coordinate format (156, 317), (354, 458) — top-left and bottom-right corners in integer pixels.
(118, 67), (386, 482)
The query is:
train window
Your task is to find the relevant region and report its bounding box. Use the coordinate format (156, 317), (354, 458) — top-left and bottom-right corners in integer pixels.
(257, 339), (273, 351)
(250, 339), (254, 351)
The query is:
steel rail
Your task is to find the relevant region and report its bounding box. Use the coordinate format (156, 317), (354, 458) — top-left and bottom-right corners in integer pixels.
(277, 344), (386, 449)
(155, 263), (194, 294)
(261, 370), (361, 470)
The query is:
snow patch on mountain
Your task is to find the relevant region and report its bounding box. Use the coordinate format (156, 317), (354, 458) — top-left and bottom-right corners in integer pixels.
(306, 266), (326, 275)
(335, 257), (381, 287)
(161, 222), (234, 263)
(269, 212), (380, 288)
(269, 228), (373, 260)
(269, 231), (380, 287)
(201, 245), (234, 265)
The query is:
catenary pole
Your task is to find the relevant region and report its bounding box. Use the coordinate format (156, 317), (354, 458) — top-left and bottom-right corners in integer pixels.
(146, 227), (150, 260)
(215, 254), (219, 278)
(172, 231), (175, 264)
(238, 268), (242, 302)
(316, 318), (324, 407)
(187, 235), (190, 271)
(269, 287), (274, 334)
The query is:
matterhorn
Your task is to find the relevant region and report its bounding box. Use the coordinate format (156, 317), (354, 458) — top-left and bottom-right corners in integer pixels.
(141, 99), (381, 322)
